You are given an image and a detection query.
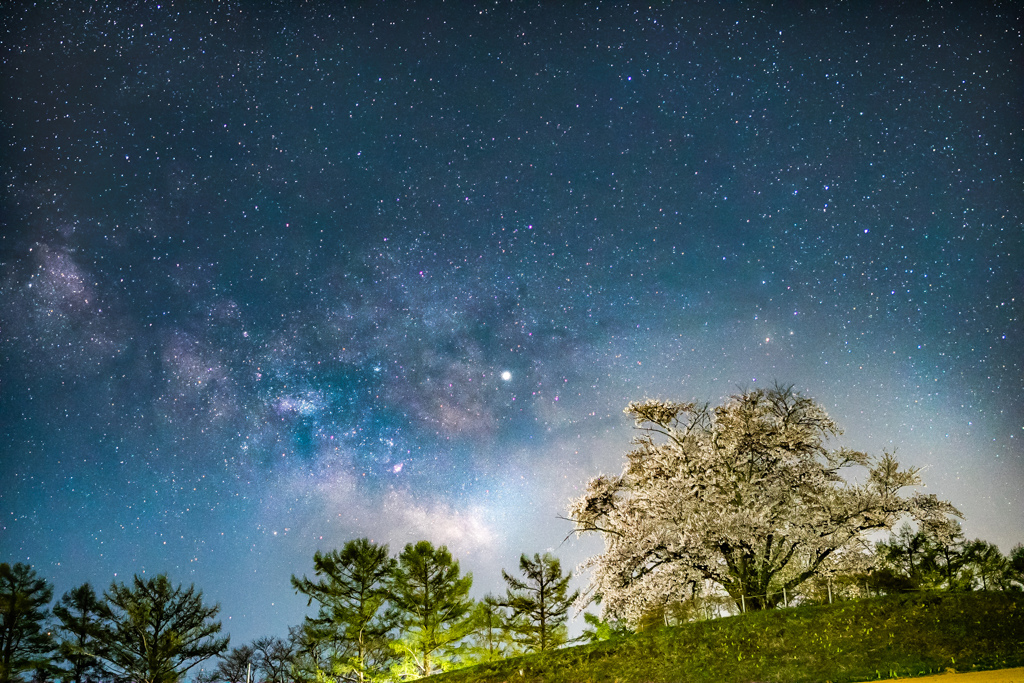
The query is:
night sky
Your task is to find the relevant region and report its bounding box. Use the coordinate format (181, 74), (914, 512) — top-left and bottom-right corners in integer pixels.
(1, 1), (1021, 647)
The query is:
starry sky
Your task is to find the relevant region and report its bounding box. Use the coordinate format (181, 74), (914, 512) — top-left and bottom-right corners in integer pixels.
(1, 1), (1021, 647)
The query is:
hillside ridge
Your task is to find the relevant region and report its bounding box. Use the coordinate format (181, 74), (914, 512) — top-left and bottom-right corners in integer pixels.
(428, 592), (1024, 683)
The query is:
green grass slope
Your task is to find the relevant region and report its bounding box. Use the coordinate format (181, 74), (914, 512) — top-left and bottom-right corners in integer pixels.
(431, 592), (1024, 683)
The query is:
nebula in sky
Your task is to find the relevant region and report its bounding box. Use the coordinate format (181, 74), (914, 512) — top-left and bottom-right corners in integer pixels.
(1, 2), (1020, 645)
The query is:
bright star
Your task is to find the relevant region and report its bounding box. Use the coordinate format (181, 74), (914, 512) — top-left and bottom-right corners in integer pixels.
(501, 371), (512, 381)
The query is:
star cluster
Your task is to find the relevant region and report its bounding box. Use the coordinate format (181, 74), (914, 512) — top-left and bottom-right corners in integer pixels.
(1, 2), (1020, 643)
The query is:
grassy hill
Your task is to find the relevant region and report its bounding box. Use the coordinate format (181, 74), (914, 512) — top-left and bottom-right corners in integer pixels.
(430, 592), (1024, 683)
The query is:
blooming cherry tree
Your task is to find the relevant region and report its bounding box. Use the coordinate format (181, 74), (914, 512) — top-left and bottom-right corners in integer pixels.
(568, 385), (959, 623)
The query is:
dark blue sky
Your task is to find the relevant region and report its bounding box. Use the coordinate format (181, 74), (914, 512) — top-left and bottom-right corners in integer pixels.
(2, 1), (1021, 646)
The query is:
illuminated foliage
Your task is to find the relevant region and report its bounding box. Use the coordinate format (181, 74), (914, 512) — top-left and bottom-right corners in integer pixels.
(569, 385), (960, 623)
(98, 575), (227, 683)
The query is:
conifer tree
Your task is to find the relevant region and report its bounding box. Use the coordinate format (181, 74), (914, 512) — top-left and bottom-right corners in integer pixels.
(1006, 544), (1024, 590)
(963, 540), (1009, 591)
(0, 563), (53, 683)
(464, 595), (520, 664)
(389, 541), (474, 677)
(291, 538), (397, 683)
(876, 523), (932, 588)
(52, 584), (108, 683)
(97, 574), (227, 683)
(502, 553), (579, 652)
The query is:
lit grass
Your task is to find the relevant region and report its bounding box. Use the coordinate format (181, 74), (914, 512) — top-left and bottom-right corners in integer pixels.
(430, 592), (1024, 683)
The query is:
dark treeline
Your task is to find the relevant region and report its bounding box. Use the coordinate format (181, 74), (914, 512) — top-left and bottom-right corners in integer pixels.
(0, 542), (578, 683)
(5, 530), (1024, 683)
(6, 390), (1023, 683)
(3, 531), (1023, 683)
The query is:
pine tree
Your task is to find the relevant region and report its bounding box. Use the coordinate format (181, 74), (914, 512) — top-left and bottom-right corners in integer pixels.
(0, 563), (53, 683)
(464, 595), (520, 664)
(877, 523), (931, 588)
(502, 553), (579, 652)
(97, 574), (228, 683)
(52, 584), (108, 683)
(923, 519), (972, 590)
(1007, 544), (1024, 590)
(877, 521), (974, 591)
(389, 541), (474, 678)
(964, 540), (1009, 591)
(291, 539), (397, 683)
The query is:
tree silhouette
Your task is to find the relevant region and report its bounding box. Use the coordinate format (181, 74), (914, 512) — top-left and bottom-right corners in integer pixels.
(291, 539), (397, 683)
(52, 584), (109, 683)
(0, 563), (53, 683)
(502, 553), (579, 652)
(97, 574), (227, 683)
(207, 644), (256, 683)
(389, 541), (474, 677)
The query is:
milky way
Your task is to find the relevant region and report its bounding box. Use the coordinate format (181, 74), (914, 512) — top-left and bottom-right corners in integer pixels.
(1, 2), (1020, 644)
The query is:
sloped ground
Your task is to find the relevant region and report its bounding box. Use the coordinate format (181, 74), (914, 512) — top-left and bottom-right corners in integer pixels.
(430, 592), (1023, 683)
(891, 668), (1024, 682)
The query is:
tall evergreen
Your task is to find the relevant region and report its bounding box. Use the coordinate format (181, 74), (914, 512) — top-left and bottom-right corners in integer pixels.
(1008, 544), (1024, 590)
(389, 541), (474, 677)
(464, 594), (520, 664)
(964, 540), (1009, 590)
(0, 563), (53, 683)
(291, 539), (397, 683)
(52, 584), (108, 683)
(502, 553), (579, 652)
(97, 574), (228, 683)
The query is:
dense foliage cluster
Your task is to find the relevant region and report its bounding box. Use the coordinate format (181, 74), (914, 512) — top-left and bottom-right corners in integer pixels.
(3, 387), (1022, 682)
(568, 386), (1020, 624)
(287, 541), (579, 681)
(0, 566), (225, 683)
(0, 543), (579, 683)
